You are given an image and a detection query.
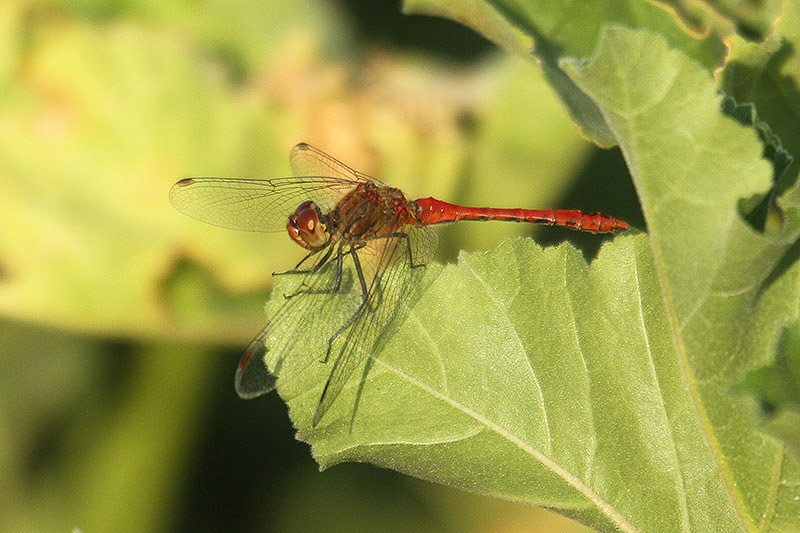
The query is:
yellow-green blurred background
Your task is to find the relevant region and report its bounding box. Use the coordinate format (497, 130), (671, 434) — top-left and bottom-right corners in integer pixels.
(0, 1), (638, 531)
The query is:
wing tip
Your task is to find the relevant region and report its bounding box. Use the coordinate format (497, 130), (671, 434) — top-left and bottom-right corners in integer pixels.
(234, 335), (277, 399)
(173, 177), (195, 188)
(169, 178), (195, 209)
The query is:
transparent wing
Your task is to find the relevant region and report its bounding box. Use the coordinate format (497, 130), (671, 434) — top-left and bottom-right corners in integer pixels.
(234, 324), (277, 398)
(311, 225), (433, 426)
(290, 143), (383, 185)
(169, 176), (357, 232)
(234, 248), (364, 400)
(408, 224), (438, 265)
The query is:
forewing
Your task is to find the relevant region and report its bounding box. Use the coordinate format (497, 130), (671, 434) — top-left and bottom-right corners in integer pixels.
(234, 224), (434, 424)
(290, 143), (383, 185)
(169, 176), (356, 232)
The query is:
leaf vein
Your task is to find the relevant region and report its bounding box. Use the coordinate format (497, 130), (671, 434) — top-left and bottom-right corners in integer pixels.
(408, 308), (448, 393)
(463, 257), (551, 452)
(634, 255), (691, 529)
(372, 357), (638, 533)
(563, 251), (596, 476)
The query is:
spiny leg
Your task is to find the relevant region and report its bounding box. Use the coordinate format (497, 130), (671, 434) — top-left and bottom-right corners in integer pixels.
(319, 231), (422, 364)
(312, 233), (420, 425)
(320, 247), (370, 363)
(274, 241), (335, 277)
(284, 242), (346, 300)
(378, 231), (425, 269)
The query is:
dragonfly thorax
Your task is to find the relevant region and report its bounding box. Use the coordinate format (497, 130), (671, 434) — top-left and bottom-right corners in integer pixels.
(287, 200), (329, 251)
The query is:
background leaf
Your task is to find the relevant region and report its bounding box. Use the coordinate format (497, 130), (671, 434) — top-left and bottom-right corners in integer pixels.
(720, 2), (800, 192)
(404, 0), (727, 145)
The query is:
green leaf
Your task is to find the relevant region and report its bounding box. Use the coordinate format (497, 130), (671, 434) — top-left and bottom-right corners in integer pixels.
(719, 95), (794, 231)
(264, 27), (800, 531)
(403, 0), (726, 146)
(720, 2), (800, 193)
(563, 26), (800, 529)
(737, 319), (800, 462)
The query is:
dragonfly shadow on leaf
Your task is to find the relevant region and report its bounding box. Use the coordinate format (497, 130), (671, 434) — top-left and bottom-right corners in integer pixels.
(347, 262), (444, 431)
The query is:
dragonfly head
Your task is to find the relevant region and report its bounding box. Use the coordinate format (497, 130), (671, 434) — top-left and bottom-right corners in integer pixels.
(287, 201), (329, 250)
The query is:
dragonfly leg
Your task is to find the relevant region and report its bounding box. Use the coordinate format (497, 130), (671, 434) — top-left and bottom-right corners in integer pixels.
(320, 247), (369, 364)
(274, 242), (335, 277)
(318, 232), (421, 356)
(394, 231), (425, 269)
(368, 231), (426, 268)
(284, 242), (345, 300)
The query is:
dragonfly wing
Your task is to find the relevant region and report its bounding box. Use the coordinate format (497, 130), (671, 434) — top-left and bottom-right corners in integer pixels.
(234, 323), (277, 399)
(408, 224), (438, 265)
(290, 143), (383, 185)
(235, 246), (364, 408)
(169, 176), (357, 232)
(311, 228), (428, 426)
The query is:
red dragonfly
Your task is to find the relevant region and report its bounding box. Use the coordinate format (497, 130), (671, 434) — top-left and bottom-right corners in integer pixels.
(170, 143), (629, 426)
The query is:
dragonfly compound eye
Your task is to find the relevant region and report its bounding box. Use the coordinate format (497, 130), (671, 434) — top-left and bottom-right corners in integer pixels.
(287, 201), (328, 250)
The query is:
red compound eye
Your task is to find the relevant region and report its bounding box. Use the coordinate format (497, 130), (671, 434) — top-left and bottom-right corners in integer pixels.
(287, 201), (328, 250)
(295, 202), (317, 232)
